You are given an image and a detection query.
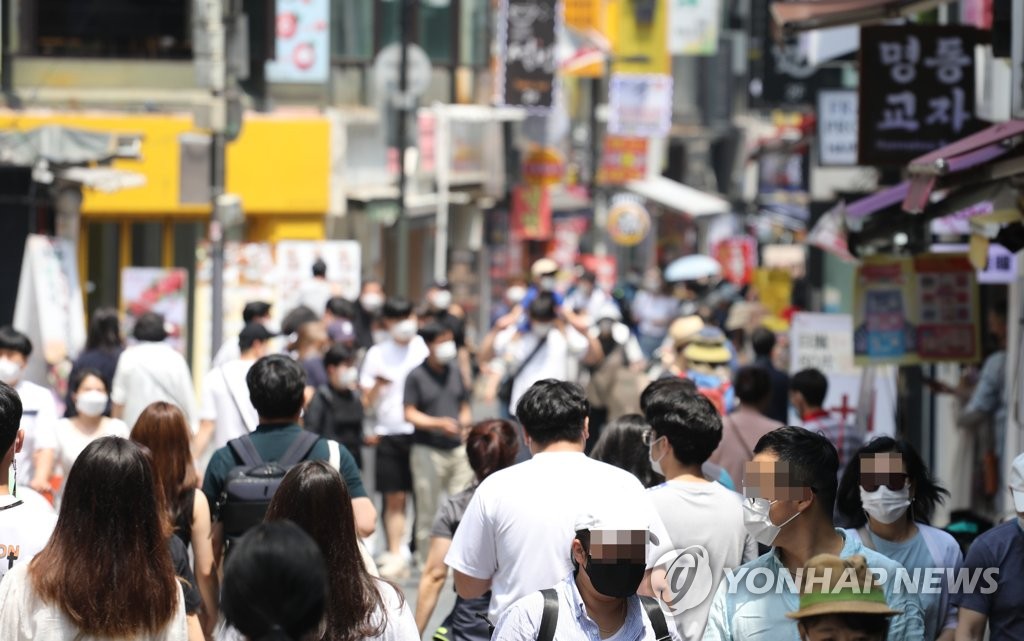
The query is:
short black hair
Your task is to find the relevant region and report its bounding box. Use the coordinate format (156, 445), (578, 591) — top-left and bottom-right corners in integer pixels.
(325, 296), (355, 319)
(734, 366), (772, 405)
(69, 367), (107, 394)
(639, 377), (697, 413)
(418, 321), (453, 345)
(515, 379), (589, 446)
(323, 343), (356, 369)
(281, 306), (319, 336)
(0, 326), (32, 357)
(836, 436), (950, 529)
(247, 355), (307, 420)
(580, 271), (596, 284)
(312, 259), (327, 277)
(754, 426), (839, 518)
(382, 297), (413, 319)
(642, 380), (722, 466)
(791, 369), (828, 407)
(132, 312), (168, 342)
(750, 327), (776, 358)
(527, 292), (557, 322)
(243, 301), (272, 324)
(0, 382), (23, 456)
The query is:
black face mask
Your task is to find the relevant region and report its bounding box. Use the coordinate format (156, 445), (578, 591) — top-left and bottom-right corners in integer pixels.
(584, 556), (647, 598)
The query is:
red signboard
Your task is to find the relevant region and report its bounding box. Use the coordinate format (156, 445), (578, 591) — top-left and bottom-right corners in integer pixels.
(713, 236), (757, 285)
(598, 136), (648, 186)
(511, 185), (553, 240)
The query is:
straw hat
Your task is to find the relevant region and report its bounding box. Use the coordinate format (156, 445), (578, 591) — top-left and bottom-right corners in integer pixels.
(786, 554), (902, 620)
(683, 327), (732, 365)
(668, 315), (705, 346)
(531, 258), (559, 278)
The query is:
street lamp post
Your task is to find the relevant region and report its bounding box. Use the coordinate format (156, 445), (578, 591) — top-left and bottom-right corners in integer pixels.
(394, 0), (413, 298)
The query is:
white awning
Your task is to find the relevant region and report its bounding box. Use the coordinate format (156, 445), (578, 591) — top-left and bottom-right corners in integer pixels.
(625, 176), (730, 218)
(59, 167), (146, 193)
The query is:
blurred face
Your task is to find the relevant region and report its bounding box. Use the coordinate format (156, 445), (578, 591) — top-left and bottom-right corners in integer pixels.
(860, 453), (910, 495)
(798, 615), (885, 641)
(572, 529), (649, 600)
(0, 350), (26, 368)
(988, 310), (1007, 342)
(73, 374), (106, 399)
(744, 455), (812, 545)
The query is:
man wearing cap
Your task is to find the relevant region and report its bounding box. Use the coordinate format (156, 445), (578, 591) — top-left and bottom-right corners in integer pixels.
(493, 504), (671, 640)
(446, 380), (669, 623)
(210, 301), (274, 370)
(111, 311), (197, 431)
(953, 451), (1024, 641)
(703, 426), (924, 641)
(195, 323), (273, 467)
(788, 554), (901, 641)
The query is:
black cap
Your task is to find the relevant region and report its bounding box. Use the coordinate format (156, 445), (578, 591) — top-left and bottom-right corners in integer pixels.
(243, 301), (272, 324)
(239, 323), (276, 350)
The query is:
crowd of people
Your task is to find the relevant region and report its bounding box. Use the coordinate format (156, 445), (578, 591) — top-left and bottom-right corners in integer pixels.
(0, 256), (1018, 641)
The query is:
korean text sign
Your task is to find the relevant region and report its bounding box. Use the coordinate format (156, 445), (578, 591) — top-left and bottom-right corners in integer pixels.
(499, 0), (558, 109)
(858, 25), (983, 166)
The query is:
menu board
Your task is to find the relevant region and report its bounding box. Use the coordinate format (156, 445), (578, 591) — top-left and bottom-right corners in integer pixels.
(499, 0), (558, 109)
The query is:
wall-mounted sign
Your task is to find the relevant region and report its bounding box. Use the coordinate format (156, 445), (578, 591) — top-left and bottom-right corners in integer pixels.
(818, 90), (859, 166)
(498, 0), (558, 109)
(266, 0), (330, 84)
(607, 196), (651, 246)
(597, 136), (648, 186)
(523, 148), (565, 186)
(608, 73), (673, 138)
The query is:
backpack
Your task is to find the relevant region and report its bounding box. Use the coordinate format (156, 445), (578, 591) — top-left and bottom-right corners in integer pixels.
(216, 431), (320, 542)
(531, 588), (672, 641)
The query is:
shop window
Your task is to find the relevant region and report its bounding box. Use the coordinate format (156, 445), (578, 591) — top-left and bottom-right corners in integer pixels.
(459, 0), (489, 67)
(331, 0), (374, 61)
(418, 0), (453, 65)
(31, 0), (192, 58)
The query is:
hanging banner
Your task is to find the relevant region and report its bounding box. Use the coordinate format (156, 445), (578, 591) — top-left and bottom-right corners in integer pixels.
(858, 25), (984, 166)
(808, 203), (857, 263)
(608, 73), (673, 138)
(122, 268), (190, 355)
(817, 90), (859, 166)
(669, 0), (720, 56)
(853, 254), (980, 365)
(607, 196), (651, 247)
(511, 184), (553, 240)
(266, 0), (331, 84)
(610, 0), (670, 74)
(551, 215), (590, 271)
(597, 136), (648, 186)
(712, 236), (757, 285)
(499, 0), (559, 109)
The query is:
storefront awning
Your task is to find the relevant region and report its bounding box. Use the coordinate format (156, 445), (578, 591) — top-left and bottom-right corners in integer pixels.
(771, 0), (951, 33)
(60, 166), (146, 193)
(624, 176), (730, 218)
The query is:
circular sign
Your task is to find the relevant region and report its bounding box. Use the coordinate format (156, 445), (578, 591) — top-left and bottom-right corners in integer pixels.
(523, 148), (565, 187)
(607, 199), (651, 247)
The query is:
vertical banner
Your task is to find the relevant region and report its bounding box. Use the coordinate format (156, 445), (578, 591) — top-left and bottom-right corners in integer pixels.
(266, 0), (331, 83)
(122, 268), (190, 355)
(511, 185), (553, 239)
(854, 257), (916, 364)
(669, 0), (720, 56)
(551, 215), (590, 271)
(858, 25), (983, 165)
(499, 0), (559, 109)
(712, 236), (757, 285)
(817, 90), (859, 166)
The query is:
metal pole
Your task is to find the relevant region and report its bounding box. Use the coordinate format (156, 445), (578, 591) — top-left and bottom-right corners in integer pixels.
(209, 0), (229, 360)
(434, 104), (450, 282)
(394, 0), (411, 298)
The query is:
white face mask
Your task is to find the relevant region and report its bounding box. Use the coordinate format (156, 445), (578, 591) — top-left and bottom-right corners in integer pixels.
(433, 340), (458, 364)
(360, 293), (384, 313)
(372, 329), (391, 345)
(430, 290), (453, 311)
(540, 276), (557, 291)
(334, 367), (358, 389)
(531, 322), (553, 337)
(390, 318), (419, 342)
(75, 390), (109, 417)
(0, 358), (22, 386)
(506, 286), (527, 305)
(743, 497), (801, 547)
(648, 436), (667, 476)
(860, 486), (912, 525)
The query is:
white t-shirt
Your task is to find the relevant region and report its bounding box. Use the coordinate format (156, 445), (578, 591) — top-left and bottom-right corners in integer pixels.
(0, 495), (57, 581)
(53, 418), (130, 476)
(359, 337), (429, 436)
(493, 328), (589, 416)
(633, 291), (678, 338)
(445, 451), (671, 619)
(0, 563), (188, 640)
(647, 480), (759, 641)
(111, 342), (197, 432)
(209, 340), (241, 371)
(199, 359), (259, 454)
(13, 381), (58, 486)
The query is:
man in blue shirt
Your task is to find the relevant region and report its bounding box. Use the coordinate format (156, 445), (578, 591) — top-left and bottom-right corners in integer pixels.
(703, 426), (925, 641)
(953, 452), (1024, 641)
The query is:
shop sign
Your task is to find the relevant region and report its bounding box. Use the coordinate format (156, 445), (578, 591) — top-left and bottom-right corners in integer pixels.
(932, 242), (1018, 284)
(817, 90), (859, 166)
(564, 0), (604, 32)
(610, 0), (670, 75)
(712, 236), (757, 285)
(606, 196), (651, 246)
(608, 73), (673, 138)
(597, 136), (648, 186)
(790, 312), (856, 375)
(498, 0), (558, 109)
(523, 147), (565, 186)
(266, 0), (330, 84)
(511, 184), (553, 239)
(669, 0), (720, 56)
(122, 268), (190, 355)
(858, 25), (984, 166)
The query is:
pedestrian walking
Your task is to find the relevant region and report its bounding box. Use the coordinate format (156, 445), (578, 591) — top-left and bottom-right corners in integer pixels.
(304, 343), (366, 468)
(710, 366), (783, 487)
(790, 368), (862, 479)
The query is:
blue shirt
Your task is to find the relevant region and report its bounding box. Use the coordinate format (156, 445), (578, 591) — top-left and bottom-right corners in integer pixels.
(964, 350), (1007, 462)
(493, 573), (659, 641)
(952, 520), (1024, 641)
(702, 528), (925, 641)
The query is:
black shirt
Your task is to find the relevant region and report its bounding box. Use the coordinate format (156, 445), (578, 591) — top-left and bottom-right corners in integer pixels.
(754, 355), (791, 424)
(404, 361), (467, 450)
(305, 385), (364, 449)
(169, 535), (202, 615)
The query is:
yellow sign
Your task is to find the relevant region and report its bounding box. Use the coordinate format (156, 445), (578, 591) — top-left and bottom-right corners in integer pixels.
(752, 268), (792, 316)
(565, 0), (605, 32)
(523, 148), (565, 187)
(609, 0), (671, 75)
(607, 198), (651, 246)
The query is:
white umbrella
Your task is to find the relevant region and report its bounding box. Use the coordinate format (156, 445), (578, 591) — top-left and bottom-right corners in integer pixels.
(664, 255), (722, 282)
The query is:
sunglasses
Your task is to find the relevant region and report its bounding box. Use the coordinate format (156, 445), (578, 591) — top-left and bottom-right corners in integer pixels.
(860, 473), (909, 492)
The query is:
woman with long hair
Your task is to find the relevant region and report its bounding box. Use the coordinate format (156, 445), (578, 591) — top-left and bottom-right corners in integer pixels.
(415, 419), (520, 640)
(65, 307), (124, 417)
(131, 402), (218, 634)
(836, 437), (962, 641)
(265, 460), (418, 641)
(0, 437), (189, 640)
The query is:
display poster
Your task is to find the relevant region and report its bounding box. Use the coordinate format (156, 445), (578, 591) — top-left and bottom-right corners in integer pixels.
(597, 136), (648, 186)
(712, 236), (757, 285)
(499, 0), (558, 108)
(511, 184), (553, 240)
(122, 268), (189, 355)
(669, 0), (720, 56)
(266, 0), (330, 83)
(607, 74), (673, 138)
(276, 241), (362, 309)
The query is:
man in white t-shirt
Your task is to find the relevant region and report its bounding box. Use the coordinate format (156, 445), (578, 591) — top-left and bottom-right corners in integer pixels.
(111, 312), (197, 432)
(359, 297), (429, 579)
(481, 292), (602, 417)
(0, 327), (57, 494)
(445, 379), (671, 621)
(0, 382), (57, 579)
(641, 378), (758, 641)
(210, 301), (273, 371)
(195, 324), (272, 470)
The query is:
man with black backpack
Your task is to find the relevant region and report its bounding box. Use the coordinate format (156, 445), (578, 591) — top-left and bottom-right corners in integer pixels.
(491, 502), (672, 641)
(202, 355), (377, 559)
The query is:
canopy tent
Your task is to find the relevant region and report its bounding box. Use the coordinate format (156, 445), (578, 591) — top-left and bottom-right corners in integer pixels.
(624, 176), (730, 218)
